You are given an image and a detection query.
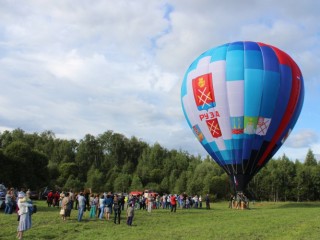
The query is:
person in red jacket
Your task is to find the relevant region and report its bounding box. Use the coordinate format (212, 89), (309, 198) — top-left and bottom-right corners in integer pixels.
(47, 190), (53, 207)
(53, 191), (60, 207)
(170, 194), (177, 212)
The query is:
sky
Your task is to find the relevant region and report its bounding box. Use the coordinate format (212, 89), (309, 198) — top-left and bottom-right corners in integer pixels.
(0, 0), (319, 162)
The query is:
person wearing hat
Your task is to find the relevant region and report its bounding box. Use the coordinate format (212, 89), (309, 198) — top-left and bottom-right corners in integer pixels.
(16, 192), (33, 239)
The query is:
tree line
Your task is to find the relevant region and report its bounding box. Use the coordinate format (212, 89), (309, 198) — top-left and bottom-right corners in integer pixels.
(0, 128), (319, 201)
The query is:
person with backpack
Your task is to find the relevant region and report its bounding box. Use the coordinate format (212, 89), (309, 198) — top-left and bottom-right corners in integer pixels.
(104, 194), (113, 221)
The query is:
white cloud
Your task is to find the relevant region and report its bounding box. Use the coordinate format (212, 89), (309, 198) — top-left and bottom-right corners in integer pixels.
(284, 129), (318, 148)
(0, 0), (319, 162)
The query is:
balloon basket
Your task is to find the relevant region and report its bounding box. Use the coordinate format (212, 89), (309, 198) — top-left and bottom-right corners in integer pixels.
(231, 201), (248, 210)
(241, 202), (247, 210)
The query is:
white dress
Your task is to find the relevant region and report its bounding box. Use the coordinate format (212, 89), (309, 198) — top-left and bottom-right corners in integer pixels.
(17, 199), (32, 232)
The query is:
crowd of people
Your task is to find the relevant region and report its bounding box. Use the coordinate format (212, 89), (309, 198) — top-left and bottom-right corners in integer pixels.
(46, 190), (213, 227)
(126, 193), (211, 211)
(51, 190), (135, 225)
(2, 187), (214, 239)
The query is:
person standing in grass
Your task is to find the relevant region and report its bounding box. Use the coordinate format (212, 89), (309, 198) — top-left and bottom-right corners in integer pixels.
(60, 192), (70, 221)
(193, 195), (199, 208)
(47, 190), (53, 207)
(69, 189), (74, 209)
(126, 201), (134, 226)
(16, 192), (33, 240)
(94, 194), (99, 217)
(229, 194), (234, 209)
(119, 194), (125, 211)
(170, 194), (177, 212)
(53, 191), (60, 207)
(77, 192), (86, 222)
(74, 193), (79, 210)
(186, 197), (190, 209)
(4, 189), (13, 214)
(113, 195), (121, 224)
(98, 194), (105, 219)
(235, 193), (241, 209)
(89, 193), (96, 219)
(65, 192), (72, 219)
(59, 191), (65, 208)
(104, 194), (113, 221)
(205, 194), (210, 209)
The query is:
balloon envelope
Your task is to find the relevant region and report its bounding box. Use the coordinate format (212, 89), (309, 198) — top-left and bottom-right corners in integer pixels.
(181, 41), (304, 192)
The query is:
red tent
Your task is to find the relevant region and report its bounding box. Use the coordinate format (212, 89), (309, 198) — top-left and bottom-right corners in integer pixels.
(130, 191), (143, 196)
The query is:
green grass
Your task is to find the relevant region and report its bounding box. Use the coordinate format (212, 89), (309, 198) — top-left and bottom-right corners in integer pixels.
(1, 201), (320, 240)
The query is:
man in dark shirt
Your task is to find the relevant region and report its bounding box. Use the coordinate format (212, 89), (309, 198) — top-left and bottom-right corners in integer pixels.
(205, 194), (210, 209)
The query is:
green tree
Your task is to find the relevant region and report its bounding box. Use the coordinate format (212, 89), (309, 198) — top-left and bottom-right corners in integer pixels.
(10, 129), (26, 142)
(33, 130), (56, 158)
(300, 163), (319, 201)
(0, 149), (10, 184)
(210, 174), (229, 199)
(0, 130), (14, 148)
(3, 141), (33, 187)
(130, 175), (143, 191)
(64, 175), (83, 192)
(28, 149), (49, 189)
(98, 131), (129, 168)
(47, 162), (60, 188)
(251, 159), (280, 201)
(75, 134), (103, 182)
(51, 139), (77, 164)
(57, 162), (78, 186)
(310, 165), (320, 200)
(174, 171), (187, 194)
(277, 154), (296, 201)
(121, 161), (135, 175)
(127, 136), (148, 167)
(136, 147), (152, 185)
(85, 167), (105, 193)
(191, 161), (217, 195)
(304, 149), (317, 166)
(149, 168), (163, 184)
(113, 173), (131, 193)
(144, 182), (159, 192)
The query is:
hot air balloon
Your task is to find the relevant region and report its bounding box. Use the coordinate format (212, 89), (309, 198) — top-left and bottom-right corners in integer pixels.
(181, 41), (304, 193)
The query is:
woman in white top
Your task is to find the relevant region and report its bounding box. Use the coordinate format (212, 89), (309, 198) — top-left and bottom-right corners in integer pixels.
(17, 192), (33, 240)
(98, 195), (105, 219)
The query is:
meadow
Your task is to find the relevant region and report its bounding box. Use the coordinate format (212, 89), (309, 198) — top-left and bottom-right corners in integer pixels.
(0, 201), (319, 240)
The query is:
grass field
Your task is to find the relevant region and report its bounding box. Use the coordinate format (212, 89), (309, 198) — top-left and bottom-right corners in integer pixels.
(0, 201), (319, 240)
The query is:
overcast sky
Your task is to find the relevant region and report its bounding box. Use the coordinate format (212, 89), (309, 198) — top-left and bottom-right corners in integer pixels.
(0, 0), (319, 161)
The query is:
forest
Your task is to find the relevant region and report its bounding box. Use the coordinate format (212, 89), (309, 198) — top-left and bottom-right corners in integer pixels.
(0, 128), (319, 201)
